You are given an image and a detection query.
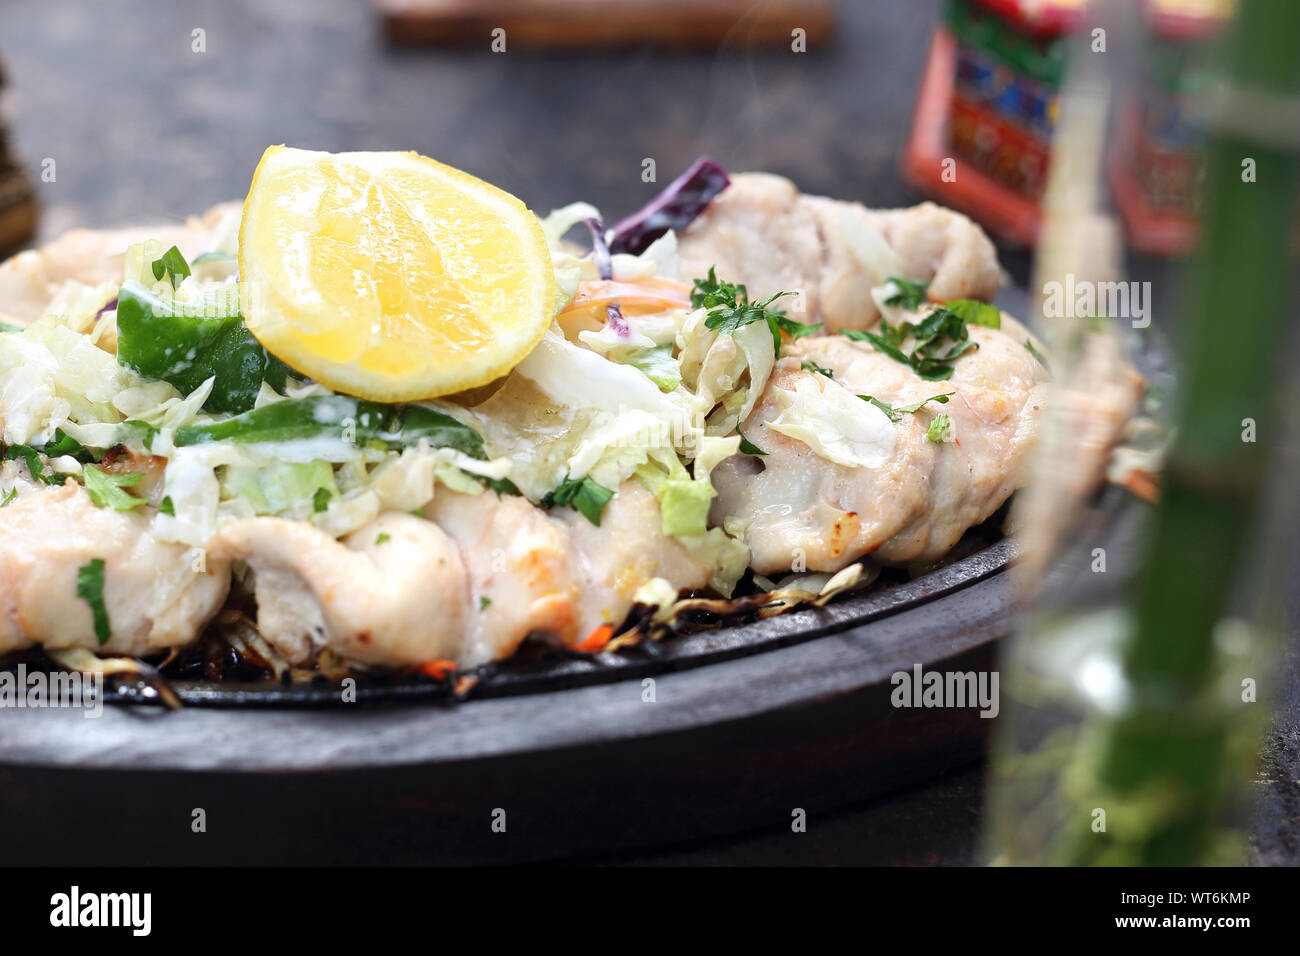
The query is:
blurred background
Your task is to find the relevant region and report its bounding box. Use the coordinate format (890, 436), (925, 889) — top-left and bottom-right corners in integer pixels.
(1, 0), (1296, 865)
(1, 0), (915, 244)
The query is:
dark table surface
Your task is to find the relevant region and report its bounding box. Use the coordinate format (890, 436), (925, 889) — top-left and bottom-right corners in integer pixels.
(0, 0), (1294, 866)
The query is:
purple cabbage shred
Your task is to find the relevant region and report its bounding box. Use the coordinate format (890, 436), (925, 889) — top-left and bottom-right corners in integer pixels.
(607, 156), (730, 257)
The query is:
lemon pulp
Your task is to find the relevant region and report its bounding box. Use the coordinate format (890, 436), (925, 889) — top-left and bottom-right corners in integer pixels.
(239, 146), (556, 401)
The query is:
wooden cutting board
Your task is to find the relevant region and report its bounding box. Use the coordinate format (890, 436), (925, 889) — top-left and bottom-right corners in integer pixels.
(379, 0), (835, 49)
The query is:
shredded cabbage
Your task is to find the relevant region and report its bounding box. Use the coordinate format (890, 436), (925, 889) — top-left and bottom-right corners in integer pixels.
(766, 376), (896, 469)
(476, 329), (699, 500)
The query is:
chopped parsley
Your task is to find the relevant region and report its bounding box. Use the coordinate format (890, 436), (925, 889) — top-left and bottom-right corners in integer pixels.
(150, 245), (192, 289)
(159, 496), (175, 516)
(2, 444), (64, 485)
(1024, 338), (1051, 373)
(1, 488), (16, 507)
(479, 596), (492, 612)
(692, 267), (821, 358)
(800, 359), (834, 378)
(738, 431), (767, 456)
(83, 465), (147, 511)
(882, 277), (930, 310)
(859, 392), (954, 423)
(944, 298), (1002, 330)
(76, 558), (111, 645)
(42, 430), (87, 459)
(479, 475), (521, 497)
(540, 475), (614, 526)
(842, 298), (998, 381)
(375, 532), (391, 546)
(927, 414), (952, 444)
(312, 487), (333, 513)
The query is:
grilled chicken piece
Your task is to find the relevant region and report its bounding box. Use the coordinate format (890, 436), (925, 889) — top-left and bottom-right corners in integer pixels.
(207, 511), (472, 667)
(711, 317), (1048, 573)
(555, 481), (711, 632)
(209, 482), (711, 669)
(425, 489), (579, 665)
(0, 202), (239, 328)
(0, 480), (231, 656)
(676, 172), (1001, 332)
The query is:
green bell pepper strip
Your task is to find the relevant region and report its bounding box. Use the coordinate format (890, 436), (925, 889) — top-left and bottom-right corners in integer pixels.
(173, 395), (486, 459)
(115, 279), (290, 414)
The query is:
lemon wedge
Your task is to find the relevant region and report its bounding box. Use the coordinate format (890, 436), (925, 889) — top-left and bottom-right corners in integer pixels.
(238, 146), (556, 401)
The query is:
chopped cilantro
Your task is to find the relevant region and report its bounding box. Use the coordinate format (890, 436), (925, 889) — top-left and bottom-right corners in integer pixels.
(692, 267), (820, 358)
(1, 488), (16, 507)
(540, 475), (614, 526)
(2, 444), (63, 485)
(42, 430), (86, 459)
(842, 298), (995, 381)
(859, 392), (954, 423)
(76, 558), (111, 645)
(159, 496), (175, 516)
(82, 465), (146, 511)
(882, 277), (929, 310)
(800, 359), (834, 378)
(1025, 338), (1051, 373)
(479, 596), (492, 612)
(479, 475), (521, 497)
(738, 431), (767, 456)
(375, 532), (391, 546)
(312, 487), (333, 513)
(150, 245), (191, 289)
(944, 298), (1002, 329)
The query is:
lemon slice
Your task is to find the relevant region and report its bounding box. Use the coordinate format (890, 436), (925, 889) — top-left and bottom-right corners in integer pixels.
(239, 146), (556, 401)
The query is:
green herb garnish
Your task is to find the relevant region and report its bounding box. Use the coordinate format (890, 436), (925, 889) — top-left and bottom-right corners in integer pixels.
(858, 392), (954, 423)
(76, 558), (111, 645)
(479, 475), (522, 497)
(312, 487), (333, 513)
(944, 298), (1002, 329)
(375, 532), (390, 546)
(540, 475), (614, 526)
(479, 596), (492, 612)
(2, 444), (64, 485)
(83, 465), (147, 511)
(800, 359), (834, 378)
(159, 496), (175, 516)
(843, 299), (995, 381)
(42, 430), (87, 459)
(738, 431), (767, 456)
(927, 414), (951, 443)
(1, 488), (16, 507)
(150, 245), (192, 289)
(882, 277), (930, 310)
(692, 267), (820, 358)
(1025, 339), (1051, 373)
